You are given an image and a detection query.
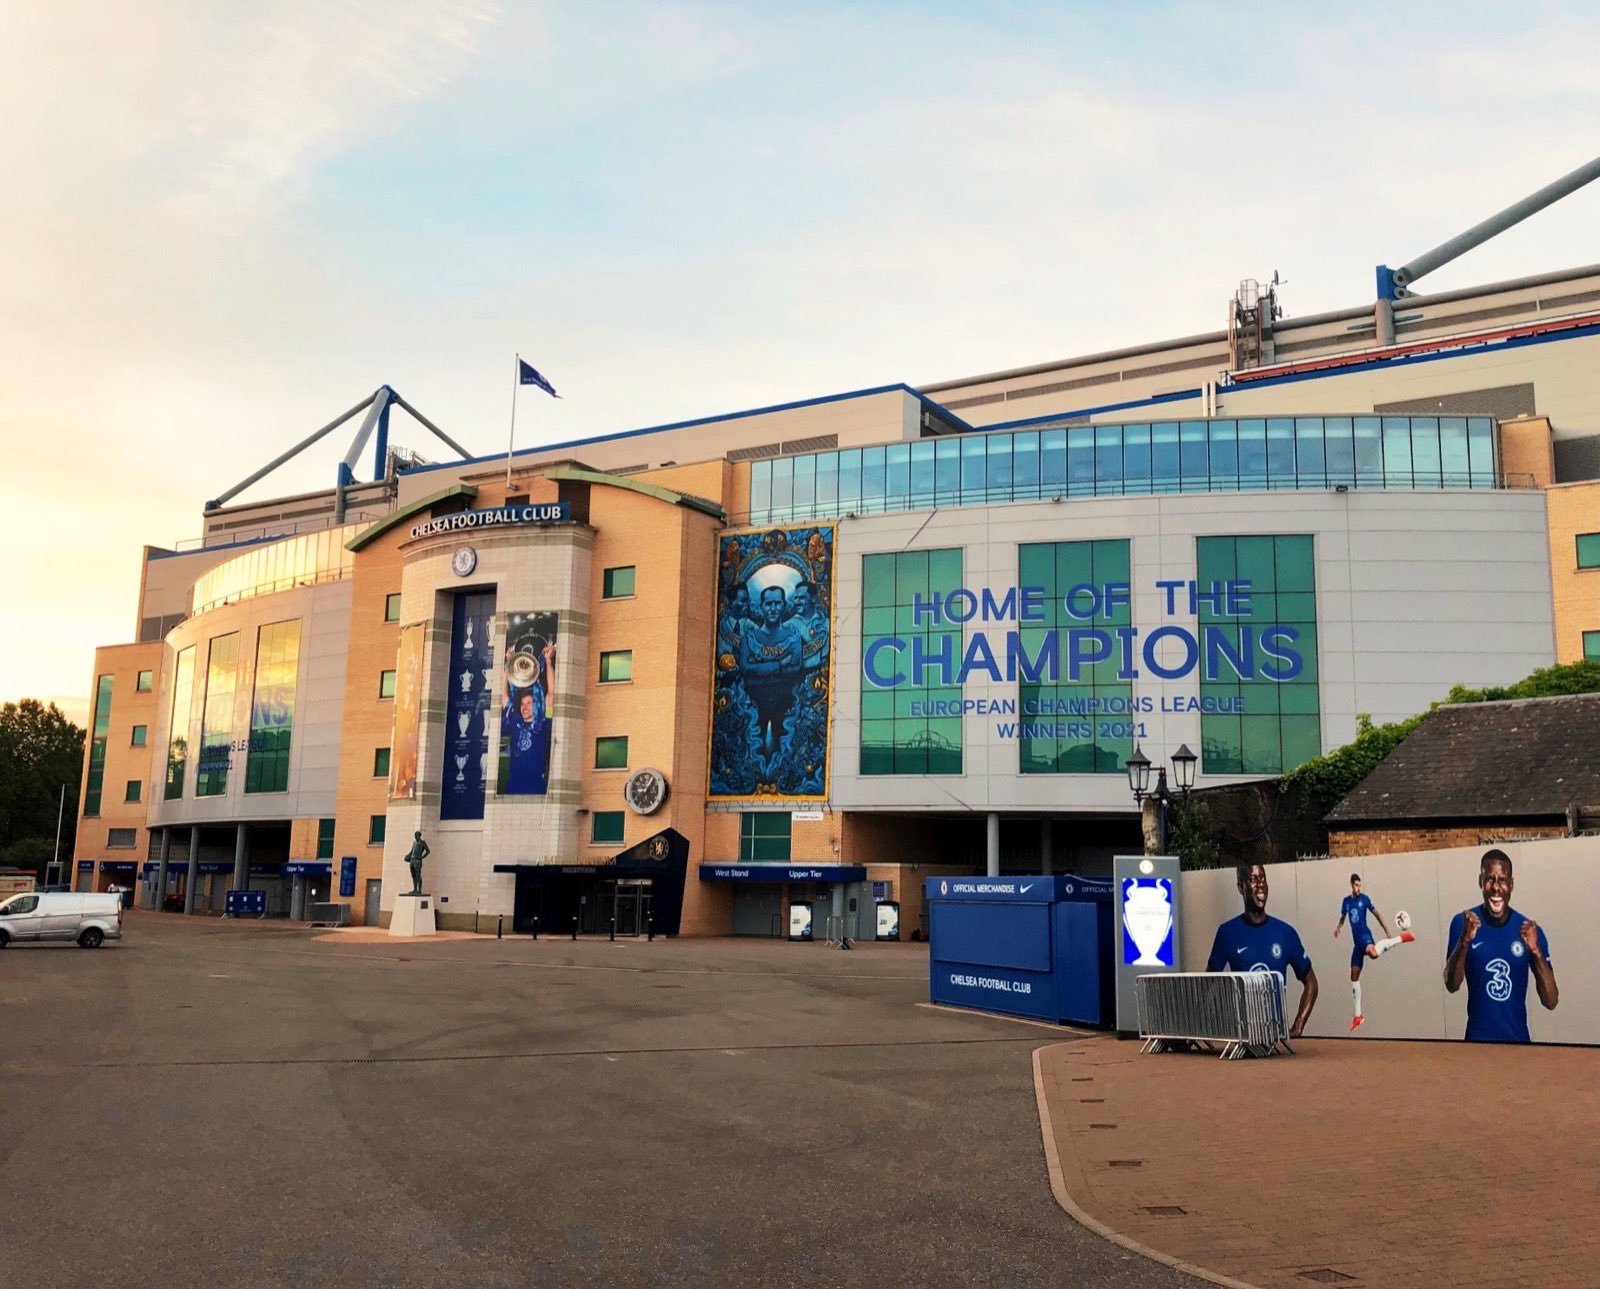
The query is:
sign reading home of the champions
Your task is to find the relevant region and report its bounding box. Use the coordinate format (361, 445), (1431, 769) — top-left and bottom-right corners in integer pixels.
(410, 503), (569, 540)
(709, 526), (834, 800)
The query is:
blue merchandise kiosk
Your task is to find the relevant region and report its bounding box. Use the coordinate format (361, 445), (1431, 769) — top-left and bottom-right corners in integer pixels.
(925, 875), (1113, 1026)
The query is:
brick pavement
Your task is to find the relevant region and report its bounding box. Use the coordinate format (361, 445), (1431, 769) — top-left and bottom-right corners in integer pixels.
(1035, 1036), (1599, 1288)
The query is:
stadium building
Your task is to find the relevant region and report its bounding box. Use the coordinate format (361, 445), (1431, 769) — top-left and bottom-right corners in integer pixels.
(73, 258), (1600, 938)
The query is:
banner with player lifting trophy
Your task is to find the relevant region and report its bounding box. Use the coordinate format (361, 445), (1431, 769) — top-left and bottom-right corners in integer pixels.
(498, 610), (558, 796)
(1174, 838), (1598, 1046)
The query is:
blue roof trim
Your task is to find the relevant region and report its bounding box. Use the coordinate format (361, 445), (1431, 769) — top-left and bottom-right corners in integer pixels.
(401, 382), (972, 477)
(1216, 317), (1600, 393)
(984, 387), (1202, 432)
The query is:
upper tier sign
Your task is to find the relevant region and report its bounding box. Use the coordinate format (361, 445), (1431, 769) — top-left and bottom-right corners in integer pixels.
(410, 503), (569, 540)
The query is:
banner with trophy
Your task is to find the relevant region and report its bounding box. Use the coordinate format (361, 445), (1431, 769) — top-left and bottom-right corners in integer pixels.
(498, 610), (558, 797)
(389, 623), (424, 799)
(440, 590), (496, 820)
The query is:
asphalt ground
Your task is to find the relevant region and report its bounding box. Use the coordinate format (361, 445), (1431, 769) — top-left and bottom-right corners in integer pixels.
(0, 911), (1196, 1289)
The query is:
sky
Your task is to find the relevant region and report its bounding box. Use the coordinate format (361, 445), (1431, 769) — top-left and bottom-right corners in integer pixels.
(3, 1), (1598, 724)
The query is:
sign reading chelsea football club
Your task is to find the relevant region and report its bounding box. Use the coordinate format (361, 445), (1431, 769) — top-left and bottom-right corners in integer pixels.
(410, 502), (569, 540)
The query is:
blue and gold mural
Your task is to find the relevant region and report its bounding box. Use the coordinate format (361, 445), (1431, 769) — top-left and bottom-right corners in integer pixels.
(709, 525), (834, 800)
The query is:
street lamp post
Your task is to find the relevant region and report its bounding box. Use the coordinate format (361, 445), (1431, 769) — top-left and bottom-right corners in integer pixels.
(1126, 744), (1196, 854)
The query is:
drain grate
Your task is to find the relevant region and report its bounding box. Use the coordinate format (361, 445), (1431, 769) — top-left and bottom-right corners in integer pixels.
(1079, 1097), (1105, 1104)
(1071, 1076), (1093, 1083)
(1088, 1123), (1118, 1130)
(1143, 1205), (1186, 1216)
(1296, 1272), (1357, 1284)
(1107, 1159), (1143, 1168)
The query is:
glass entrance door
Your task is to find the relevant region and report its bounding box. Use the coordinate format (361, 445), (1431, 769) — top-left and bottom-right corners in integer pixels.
(612, 879), (652, 936)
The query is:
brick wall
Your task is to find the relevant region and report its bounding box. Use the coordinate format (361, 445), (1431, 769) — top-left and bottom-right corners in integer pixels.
(1329, 822), (1568, 857)
(1499, 415), (1555, 489)
(1545, 479), (1600, 664)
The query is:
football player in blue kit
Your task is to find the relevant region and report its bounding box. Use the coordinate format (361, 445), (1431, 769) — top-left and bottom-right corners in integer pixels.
(1206, 863), (1319, 1039)
(1334, 873), (1415, 1031)
(1445, 849), (1558, 1043)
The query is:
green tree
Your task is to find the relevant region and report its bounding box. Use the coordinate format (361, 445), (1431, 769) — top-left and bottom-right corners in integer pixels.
(0, 700), (84, 857)
(1169, 797), (1223, 871)
(2, 836), (58, 880)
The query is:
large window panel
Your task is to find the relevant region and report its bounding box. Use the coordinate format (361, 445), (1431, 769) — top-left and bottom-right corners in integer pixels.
(165, 648), (195, 800)
(84, 675), (113, 816)
(245, 620), (300, 794)
(195, 633), (240, 797)
(860, 547), (963, 776)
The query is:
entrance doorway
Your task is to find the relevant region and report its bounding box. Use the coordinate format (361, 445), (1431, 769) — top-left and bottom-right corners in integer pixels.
(364, 879), (382, 926)
(612, 879), (652, 936)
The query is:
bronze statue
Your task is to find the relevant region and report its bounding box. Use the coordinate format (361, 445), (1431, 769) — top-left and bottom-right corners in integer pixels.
(405, 831), (430, 895)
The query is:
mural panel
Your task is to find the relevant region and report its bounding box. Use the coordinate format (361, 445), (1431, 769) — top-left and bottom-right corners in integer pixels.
(709, 525), (833, 800)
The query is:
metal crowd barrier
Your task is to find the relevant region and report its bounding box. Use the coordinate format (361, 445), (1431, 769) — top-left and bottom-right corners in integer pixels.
(1135, 971), (1291, 1060)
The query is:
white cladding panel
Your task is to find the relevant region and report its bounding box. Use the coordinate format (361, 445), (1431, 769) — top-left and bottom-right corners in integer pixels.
(827, 490), (1554, 813)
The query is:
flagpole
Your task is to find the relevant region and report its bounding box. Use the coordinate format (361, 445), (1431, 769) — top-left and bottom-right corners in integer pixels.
(505, 352), (520, 490)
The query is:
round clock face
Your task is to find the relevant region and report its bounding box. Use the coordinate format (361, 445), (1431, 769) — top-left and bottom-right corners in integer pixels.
(624, 767), (667, 814)
(451, 546), (478, 577)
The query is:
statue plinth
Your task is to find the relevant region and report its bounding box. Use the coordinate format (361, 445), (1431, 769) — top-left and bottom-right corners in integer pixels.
(389, 892), (438, 938)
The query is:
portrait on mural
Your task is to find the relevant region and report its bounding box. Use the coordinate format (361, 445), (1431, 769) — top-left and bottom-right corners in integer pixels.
(1445, 848), (1558, 1043)
(1206, 863), (1320, 1039)
(389, 624), (424, 799)
(499, 611), (558, 796)
(709, 526), (833, 799)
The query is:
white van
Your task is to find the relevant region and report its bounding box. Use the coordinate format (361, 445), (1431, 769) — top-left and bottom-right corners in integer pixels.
(0, 891), (123, 948)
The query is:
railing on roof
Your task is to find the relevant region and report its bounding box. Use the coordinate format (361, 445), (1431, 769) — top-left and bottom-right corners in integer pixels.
(745, 414), (1501, 526)
(189, 523), (363, 616)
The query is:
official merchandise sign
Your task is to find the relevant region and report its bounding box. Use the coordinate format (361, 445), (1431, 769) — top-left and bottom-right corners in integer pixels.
(410, 502), (569, 540)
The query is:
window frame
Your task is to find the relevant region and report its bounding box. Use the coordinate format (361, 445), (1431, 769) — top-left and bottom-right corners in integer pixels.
(1583, 630), (1600, 662)
(379, 669), (397, 700)
(594, 735), (629, 770)
(602, 566), (636, 599)
(738, 812), (792, 863)
(124, 779), (142, 804)
(597, 650), (633, 684)
(1576, 533), (1600, 571)
(136, 669), (154, 693)
(590, 811), (626, 845)
(131, 724), (148, 747)
(367, 815), (387, 846)
(384, 592), (402, 622)
(373, 747), (391, 778)
(317, 818), (336, 860)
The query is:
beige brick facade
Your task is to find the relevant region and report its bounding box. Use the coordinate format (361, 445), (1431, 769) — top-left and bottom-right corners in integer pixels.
(1545, 478), (1600, 664)
(77, 641), (165, 885)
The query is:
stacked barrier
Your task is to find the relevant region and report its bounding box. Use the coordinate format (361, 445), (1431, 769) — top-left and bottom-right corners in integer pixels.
(1135, 971), (1291, 1059)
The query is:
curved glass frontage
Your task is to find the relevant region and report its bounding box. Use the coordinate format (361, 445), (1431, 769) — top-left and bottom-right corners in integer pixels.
(748, 415), (1498, 524)
(191, 524), (360, 616)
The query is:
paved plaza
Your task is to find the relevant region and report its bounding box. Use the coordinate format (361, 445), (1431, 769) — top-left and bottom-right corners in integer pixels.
(1036, 1035), (1600, 1288)
(1, 912), (1189, 1289)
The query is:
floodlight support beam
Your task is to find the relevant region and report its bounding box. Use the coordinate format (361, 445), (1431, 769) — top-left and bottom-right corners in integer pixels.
(392, 393), (474, 461)
(206, 393), (375, 511)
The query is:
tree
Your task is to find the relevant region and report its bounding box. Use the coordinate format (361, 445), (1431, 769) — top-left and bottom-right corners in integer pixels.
(0, 700), (84, 857)
(2, 837), (57, 881)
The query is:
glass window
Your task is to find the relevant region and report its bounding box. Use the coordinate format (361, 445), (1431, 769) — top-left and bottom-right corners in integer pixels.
(595, 736), (629, 769)
(1150, 422), (1179, 494)
(1439, 417), (1470, 487)
(1410, 418), (1442, 488)
(599, 650), (633, 682)
(384, 592), (402, 622)
(1353, 417), (1383, 486)
(591, 811), (626, 845)
(131, 724), (147, 747)
(1467, 417), (1495, 487)
(960, 436), (985, 499)
(739, 812), (792, 862)
(934, 439), (961, 505)
(886, 443), (910, 508)
(1584, 631), (1600, 662)
(1040, 429), (1067, 493)
(1237, 420), (1267, 489)
(1266, 419), (1296, 488)
(838, 449), (862, 510)
(196, 633), (239, 798)
(1382, 417), (1413, 484)
(165, 649), (194, 801)
(1012, 431), (1039, 500)
(245, 621), (300, 795)
(373, 747), (391, 778)
(1576, 533), (1600, 570)
(816, 453), (839, 509)
(1178, 422), (1208, 492)
(1096, 424), (1124, 494)
(368, 815), (386, 845)
(1018, 540), (1132, 776)
(106, 830), (137, 849)
(603, 566), (636, 598)
(792, 454), (816, 517)
(1196, 535), (1319, 775)
(317, 818), (335, 860)
(1207, 420), (1238, 489)
(1322, 418), (1354, 487)
(1294, 419), (1326, 488)
(84, 674), (113, 816)
(860, 547), (963, 775)
(770, 456), (793, 515)
(136, 669), (153, 693)
(749, 460), (772, 517)
(379, 669), (397, 699)
(124, 780), (141, 803)
(860, 446), (886, 511)
(1067, 427), (1096, 497)
(986, 435), (1013, 500)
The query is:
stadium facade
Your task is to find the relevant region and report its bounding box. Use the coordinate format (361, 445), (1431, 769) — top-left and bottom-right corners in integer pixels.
(74, 264), (1600, 938)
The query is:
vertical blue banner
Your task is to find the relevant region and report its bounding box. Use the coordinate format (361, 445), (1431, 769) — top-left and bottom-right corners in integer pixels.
(339, 856), (357, 899)
(441, 590), (496, 819)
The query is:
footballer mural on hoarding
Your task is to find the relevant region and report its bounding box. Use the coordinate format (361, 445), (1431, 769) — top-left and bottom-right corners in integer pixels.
(709, 526), (833, 800)
(499, 611), (558, 797)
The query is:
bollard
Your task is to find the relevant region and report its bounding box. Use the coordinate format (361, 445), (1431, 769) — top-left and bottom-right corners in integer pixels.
(647, 913), (654, 942)
(571, 915), (578, 941)
(531, 914), (539, 941)
(497, 913), (503, 940)
(609, 915), (615, 943)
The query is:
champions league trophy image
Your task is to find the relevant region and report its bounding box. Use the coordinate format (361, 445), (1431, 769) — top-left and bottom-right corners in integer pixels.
(464, 617), (475, 651)
(1123, 878), (1175, 966)
(454, 753), (467, 783)
(457, 711), (471, 738)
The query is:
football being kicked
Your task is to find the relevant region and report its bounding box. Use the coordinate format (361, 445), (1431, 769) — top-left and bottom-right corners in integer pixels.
(1394, 910), (1412, 932)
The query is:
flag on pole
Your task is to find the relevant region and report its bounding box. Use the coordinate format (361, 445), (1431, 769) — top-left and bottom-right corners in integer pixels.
(518, 359), (559, 398)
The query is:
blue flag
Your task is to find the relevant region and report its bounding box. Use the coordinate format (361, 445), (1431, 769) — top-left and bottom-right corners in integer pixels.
(518, 359), (559, 398)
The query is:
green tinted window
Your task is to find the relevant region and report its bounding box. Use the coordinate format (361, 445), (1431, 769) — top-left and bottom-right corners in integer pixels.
(591, 811), (626, 845)
(84, 674), (113, 816)
(1196, 535), (1320, 775)
(860, 548), (964, 775)
(136, 669), (153, 692)
(1577, 533), (1600, 570)
(245, 621), (300, 794)
(317, 818), (335, 860)
(595, 736), (629, 769)
(603, 566), (636, 598)
(739, 812), (791, 861)
(384, 592), (402, 622)
(196, 633), (239, 797)
(124, 780), (141, 803)
(599, 650), (633, 682)
(368, 815), (386, 845)
(131, 724), (148, 747)
(373, 747), (391, 777)
(379, 669), (397, 699)
(1018, 540), (1132, 776)
(1584, 631), (1600, 662)
(165, 650), (194, 800)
